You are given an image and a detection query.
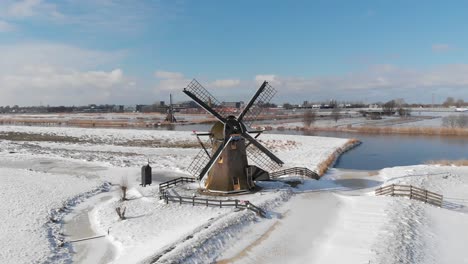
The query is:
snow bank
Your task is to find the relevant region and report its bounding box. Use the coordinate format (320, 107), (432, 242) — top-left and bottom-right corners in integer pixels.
(0, 168), (100, 264)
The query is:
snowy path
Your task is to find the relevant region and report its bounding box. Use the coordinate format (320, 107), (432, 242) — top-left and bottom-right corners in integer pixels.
(218, 169), (387, 264)
(62, 192), (116, 264)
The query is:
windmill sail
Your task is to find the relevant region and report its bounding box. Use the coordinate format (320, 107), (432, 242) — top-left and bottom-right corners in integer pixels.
(183, 79), (229, 121)
(246, 143), (283, 172)
(186, 148), (211, 178)
(238, 81), (276, 128)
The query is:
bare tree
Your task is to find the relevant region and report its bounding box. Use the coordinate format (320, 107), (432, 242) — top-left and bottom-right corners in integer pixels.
(382, 100), (396, 115)
(443, 97), (455, 107)
(115, 206), (126, 220)
(120, 176), (128, 201)
(397, 107), (411, 118)
(331, 107), (341, 123)
(303, 110), (317, 127)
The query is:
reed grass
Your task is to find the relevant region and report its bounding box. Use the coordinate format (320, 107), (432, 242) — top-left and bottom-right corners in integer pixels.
(316, 138), (360, 176)
(302, 126), (468, 137)
(425, 160), (468, 166)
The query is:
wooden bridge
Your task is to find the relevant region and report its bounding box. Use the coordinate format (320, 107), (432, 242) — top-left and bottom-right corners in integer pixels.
(375, 184), (443, 207)
(270, 167), (319, 180)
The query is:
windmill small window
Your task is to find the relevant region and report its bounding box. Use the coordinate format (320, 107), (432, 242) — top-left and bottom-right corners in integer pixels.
(218, 157), (223, 164)
(230, 141), (237, 149)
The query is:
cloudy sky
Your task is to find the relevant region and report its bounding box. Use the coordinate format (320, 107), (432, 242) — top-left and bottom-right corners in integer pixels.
(0, 0), (467, 106)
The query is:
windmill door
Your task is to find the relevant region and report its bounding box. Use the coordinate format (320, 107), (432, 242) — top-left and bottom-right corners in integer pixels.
(233, 177), (240, 191)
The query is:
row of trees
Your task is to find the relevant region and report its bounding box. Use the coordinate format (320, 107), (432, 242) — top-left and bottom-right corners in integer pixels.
(303, 107), (342, 127)
(442, 97), (466, 107)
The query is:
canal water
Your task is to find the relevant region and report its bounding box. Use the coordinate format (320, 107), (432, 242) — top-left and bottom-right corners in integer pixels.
(156, 123), (468, 170)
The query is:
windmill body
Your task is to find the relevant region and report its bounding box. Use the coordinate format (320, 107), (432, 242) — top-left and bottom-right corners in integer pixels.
(184, 79), (283, 193)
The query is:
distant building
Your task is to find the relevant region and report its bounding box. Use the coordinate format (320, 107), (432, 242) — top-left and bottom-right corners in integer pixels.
(221, 101), (244, 109)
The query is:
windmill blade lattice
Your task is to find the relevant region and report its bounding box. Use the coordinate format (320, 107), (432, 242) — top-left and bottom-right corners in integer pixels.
(184, 79), (229, 118)
(241, 82), (277, 127)
(186, 148), (211, 178)
(246, 144), (283, 172)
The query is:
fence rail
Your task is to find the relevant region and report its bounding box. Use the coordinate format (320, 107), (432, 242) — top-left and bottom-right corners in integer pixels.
(159, 177), (196, 193)
(161, 192), (266, 217)
(270, 167), (319, 179)
(158, 177), (266, 217)
(375, 184), (443, 207)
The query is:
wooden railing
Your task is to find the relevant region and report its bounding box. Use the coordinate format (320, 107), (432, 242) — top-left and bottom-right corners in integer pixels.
(158, 177), (266, 217)
(270, 167), (319, 180)
(375, 184), (443, 207)
(159, 177), (196, 193)
(161, 192), (266, 217)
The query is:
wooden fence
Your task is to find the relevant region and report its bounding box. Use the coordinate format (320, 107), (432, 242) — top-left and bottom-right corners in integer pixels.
(159, 177), (196, 193)
(375, 184), (443, 207)
(161, 192), (266, 217)
(270, 167), (319, 179)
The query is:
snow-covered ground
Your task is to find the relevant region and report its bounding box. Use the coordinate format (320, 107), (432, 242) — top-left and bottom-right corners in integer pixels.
(217, 166), (468, 264)
(0, 125), (348, 263)
(1, 124), (467, 264)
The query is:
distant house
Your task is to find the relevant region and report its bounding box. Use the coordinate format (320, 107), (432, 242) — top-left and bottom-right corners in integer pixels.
(221, 101), (244, 109)
(124, 105), (136, 112)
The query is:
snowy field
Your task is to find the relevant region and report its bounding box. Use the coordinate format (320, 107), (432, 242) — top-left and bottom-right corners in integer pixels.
(0, 125), (348, 263)
(218, 165), (468, 264)
(1, 124), (467, 263)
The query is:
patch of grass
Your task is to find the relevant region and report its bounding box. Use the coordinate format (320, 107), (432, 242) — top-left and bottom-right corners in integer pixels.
(0, 132), (81, 143)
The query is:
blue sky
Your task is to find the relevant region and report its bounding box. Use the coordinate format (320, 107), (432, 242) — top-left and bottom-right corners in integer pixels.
(0, 0), (467, 106)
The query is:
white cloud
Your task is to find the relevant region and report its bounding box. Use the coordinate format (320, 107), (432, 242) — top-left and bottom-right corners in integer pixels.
(0, 42), (138, 106)
(154, 70), (190, 94)
(210, 79), (240, 88)
(154, 70), (184, 79)
(255, 74), (282, 87)
(432, 43), (453, 52)
(0, 66), (135, 105)
(4, 0), (62, 19)
(0, 20), (14, 32)
(254, 64), (468, 102)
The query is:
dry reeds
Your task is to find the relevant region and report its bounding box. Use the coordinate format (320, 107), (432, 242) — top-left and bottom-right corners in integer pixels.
(425, 160), (468, 166)
(316, 138), (360, 176)
(301, 125), (468, 137)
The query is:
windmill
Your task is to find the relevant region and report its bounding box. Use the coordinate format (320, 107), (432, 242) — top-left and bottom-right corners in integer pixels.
(165, 94), (177, 123)
(183, 79), (284, 193)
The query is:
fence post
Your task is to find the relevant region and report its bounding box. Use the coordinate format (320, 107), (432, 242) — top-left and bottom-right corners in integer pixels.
(425, 190), (428, 203)
(235, 200), (238, 208)
(192, 196), (195, 206)
(165, 196), (168, 204)
(179, 197), (182, 205)
(410, 185), (412, 199)
(219, 200), (222, 208)
(206, 199), (208, 207)
(392, 184), (395, 196)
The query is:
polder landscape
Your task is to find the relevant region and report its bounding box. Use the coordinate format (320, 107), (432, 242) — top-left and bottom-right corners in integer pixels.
(0, 1), (467, 264)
